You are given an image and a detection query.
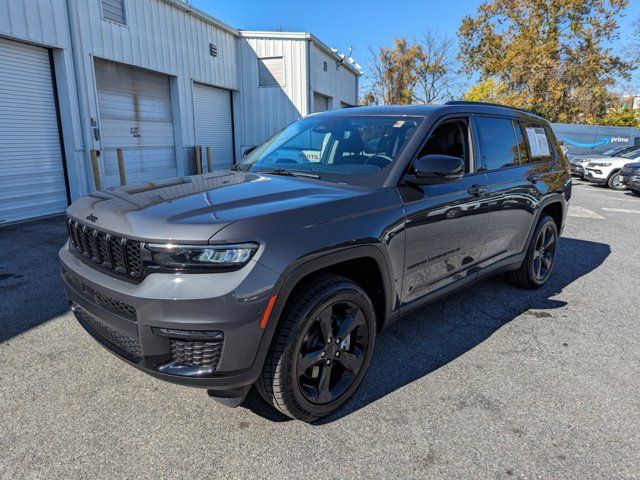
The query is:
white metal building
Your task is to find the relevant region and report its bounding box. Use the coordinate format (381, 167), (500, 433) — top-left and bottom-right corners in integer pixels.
(0, 0), (360, 224)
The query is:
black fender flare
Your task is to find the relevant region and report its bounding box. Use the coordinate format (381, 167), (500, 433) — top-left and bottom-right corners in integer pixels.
(523, 193), (566, 253)
(254, 244), (395, 359)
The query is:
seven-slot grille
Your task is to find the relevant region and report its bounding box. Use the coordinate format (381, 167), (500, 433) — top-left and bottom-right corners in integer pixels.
(67, 218), (143, 279)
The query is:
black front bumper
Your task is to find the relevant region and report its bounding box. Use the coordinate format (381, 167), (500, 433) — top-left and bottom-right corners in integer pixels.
(60, 269), (270, 397)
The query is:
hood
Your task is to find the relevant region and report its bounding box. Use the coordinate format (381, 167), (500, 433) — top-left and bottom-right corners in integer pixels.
(67, 170), (367, 243)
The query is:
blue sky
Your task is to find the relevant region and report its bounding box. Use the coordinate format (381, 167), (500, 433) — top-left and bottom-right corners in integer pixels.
(192, 0), (640, 91)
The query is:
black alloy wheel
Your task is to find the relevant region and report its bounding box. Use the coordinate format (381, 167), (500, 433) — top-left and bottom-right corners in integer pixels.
(257, 275), (376, 422)
(296, 301), (368, 404)
(532, 222), (557, 283)
(506, 214), (559, 289)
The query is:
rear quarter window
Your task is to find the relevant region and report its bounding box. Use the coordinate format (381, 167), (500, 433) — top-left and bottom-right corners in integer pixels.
(519, 122), (555, 163)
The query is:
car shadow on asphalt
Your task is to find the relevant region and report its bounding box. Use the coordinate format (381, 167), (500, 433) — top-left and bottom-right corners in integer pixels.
(0, 215), (70, 343)
(241, 237), (611, 424)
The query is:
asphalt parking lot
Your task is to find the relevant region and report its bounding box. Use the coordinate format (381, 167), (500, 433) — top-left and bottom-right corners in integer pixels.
(1, 178), (639, 479)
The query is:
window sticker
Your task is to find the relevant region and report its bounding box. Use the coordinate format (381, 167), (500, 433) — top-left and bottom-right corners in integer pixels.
(525, 127), (551, 157)
(392, 120), (406, 128)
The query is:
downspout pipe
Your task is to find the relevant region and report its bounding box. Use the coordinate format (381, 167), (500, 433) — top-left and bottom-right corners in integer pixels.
(65, 0), (94, 193)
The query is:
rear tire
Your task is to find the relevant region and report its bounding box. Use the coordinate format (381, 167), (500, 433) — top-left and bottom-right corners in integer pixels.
(256, 274), (376, 422)
(607, 171), (626, 190)
(507, 215), (558, 289)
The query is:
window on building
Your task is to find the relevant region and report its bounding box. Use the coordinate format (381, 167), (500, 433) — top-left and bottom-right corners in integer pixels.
(258, 57), (285, 87)
(101, 0), (127, 25)
(475, 116), (520, 171)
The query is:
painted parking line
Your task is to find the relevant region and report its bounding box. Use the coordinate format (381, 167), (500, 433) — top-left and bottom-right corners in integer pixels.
(602, 207), (640, 214)
(603, 196), (640, 203)
(567, 206), (605, 219)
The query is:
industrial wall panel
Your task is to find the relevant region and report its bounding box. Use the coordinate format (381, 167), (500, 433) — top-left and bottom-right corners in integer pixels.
(310, 44), (358, 107)
(0, 37), (67, 224)
(193, 83), (234, 170)
(95, 58), (177, 187)
(238, 36), (307, 151)
(0, 0), (71, 49)
(74, 0), (239, 160)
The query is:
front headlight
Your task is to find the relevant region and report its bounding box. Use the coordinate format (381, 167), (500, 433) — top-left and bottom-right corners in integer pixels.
(589, 162), (612, 167)
(146, 243), (259, 269)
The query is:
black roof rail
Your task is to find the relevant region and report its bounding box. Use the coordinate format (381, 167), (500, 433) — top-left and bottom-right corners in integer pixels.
(445, 100), (538, 116)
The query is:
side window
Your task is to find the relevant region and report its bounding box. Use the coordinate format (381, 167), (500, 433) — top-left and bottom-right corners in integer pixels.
(417, 119), (471, 172)
(513, 121), (530, 164)
(520, 122), (554, 162)
(475, 117), (519, 171)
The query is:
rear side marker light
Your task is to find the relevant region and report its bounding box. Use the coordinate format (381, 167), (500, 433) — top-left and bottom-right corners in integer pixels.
(260, 295), (278, 329)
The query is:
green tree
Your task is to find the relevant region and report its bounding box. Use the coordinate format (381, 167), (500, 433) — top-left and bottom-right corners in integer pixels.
(601, 108), (640, 127)
(458, 0), (633, 123)
(366, 30), (459, 105)
(368, 38), (419, 105)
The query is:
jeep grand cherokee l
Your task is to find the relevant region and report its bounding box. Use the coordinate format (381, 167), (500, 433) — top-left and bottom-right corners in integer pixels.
(59, 102), (571, 422)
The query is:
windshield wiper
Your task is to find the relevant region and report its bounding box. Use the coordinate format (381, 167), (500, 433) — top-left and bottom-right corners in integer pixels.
(259, 169), (321, 179)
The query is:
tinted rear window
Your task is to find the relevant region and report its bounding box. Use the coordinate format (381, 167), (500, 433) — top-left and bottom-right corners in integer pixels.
(475, 117), (519, 171)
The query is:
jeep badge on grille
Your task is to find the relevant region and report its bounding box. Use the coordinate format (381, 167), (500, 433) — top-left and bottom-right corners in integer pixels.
(86, 214), (98, 223)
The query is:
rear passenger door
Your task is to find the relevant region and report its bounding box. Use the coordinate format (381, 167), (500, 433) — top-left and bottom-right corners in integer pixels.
(474, 116), (554, 267)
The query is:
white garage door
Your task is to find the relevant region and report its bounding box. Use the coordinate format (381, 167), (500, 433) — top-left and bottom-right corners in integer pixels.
(95, 59), (176, 188)
(193, 83), (234, 170)
(0, 38), (67, 224)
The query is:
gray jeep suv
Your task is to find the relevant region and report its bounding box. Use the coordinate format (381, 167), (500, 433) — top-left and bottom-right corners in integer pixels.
(59, 102), (571, 422)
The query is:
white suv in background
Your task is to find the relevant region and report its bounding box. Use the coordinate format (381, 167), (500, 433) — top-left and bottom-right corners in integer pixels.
(570, 146), (639, 178)
(585, 148), (640, 190)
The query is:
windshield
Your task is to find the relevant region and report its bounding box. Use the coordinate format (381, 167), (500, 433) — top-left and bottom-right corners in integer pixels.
(619, 147), (640, 159)
(602, 146), (629, 156)
(239, 115), (422, 185)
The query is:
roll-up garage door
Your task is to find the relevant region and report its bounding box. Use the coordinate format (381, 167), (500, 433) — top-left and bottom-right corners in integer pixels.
(313, 92), (331, 113)
(95, 59), (176, 188)
(0, 38), (68, 224)
(193, 83), (234, 170)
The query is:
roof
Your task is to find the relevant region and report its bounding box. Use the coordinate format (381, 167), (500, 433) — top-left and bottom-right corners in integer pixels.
(161, 0), (238, 36)
(317, 103), (547, 121)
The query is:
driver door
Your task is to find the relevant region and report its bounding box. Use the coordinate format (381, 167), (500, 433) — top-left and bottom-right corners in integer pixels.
(398, 117), (491, 305)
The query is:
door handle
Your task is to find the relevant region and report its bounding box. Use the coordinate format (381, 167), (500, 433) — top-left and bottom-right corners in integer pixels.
(467, 184), (487, 196)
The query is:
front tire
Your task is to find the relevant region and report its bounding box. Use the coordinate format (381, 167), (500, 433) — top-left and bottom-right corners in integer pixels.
(256, 275), (376, 422)
(607, 171), (626, 190)
(507, 215), (558, 289)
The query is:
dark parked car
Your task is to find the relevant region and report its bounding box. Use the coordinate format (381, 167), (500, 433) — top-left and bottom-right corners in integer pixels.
(59, 102), (571, 422)
(620, 162), (640, 196)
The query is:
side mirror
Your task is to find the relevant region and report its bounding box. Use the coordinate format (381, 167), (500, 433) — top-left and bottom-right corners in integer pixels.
(243, 145), (258, 157)
(405, 155), (465, 185)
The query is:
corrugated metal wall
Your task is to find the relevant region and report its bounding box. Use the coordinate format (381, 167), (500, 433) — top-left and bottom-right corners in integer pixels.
(310, 44), (358, 108)
(71, 0), (239, 177)
(238, 36), (308, 150)
(0, 0), (360, 218)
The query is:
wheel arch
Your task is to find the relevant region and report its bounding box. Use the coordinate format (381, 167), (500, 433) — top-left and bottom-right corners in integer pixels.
(262, 246), (395, 351)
